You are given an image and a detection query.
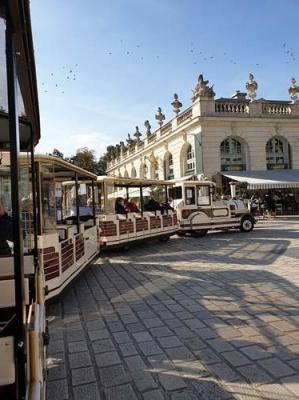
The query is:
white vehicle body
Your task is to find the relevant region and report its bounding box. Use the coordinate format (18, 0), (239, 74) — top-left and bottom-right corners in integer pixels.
(169, 179), (255, 236)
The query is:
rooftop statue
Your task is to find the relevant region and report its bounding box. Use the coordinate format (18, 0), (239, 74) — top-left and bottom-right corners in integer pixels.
(192, 74), (215, 102)
(144, 120), (152, 136)
(288, 77), (299, 103)
(171, 93), (182, 115)
(126, 133), (135, 149)
(246, 73), (258, 101)
(133, 126), (142, 142)
(115, 144), (121, 156)
(126, 133), (132, 144)
(155, 107), (165, 126)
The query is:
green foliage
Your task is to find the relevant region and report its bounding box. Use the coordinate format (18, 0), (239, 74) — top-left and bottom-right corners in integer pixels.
(49, 146), (109, 175)
(69, 147), (98, 173)
(49, 148), (65, 159)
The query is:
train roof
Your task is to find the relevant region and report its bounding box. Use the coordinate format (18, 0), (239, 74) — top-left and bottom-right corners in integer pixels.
(167, 175), (216, 187)
(0, 0), (40, 149)
(97, 176), (174, 187)
(28, 154), (98, 179)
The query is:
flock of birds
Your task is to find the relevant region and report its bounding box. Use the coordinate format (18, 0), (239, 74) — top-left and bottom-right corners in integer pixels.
(39, 41), (297, 95)
(40, 63), (79, 94)
(282, 43), (296, 64)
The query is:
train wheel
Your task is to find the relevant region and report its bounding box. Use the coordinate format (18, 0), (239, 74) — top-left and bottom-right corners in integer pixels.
(159, 235), (170, 242)
(190, 229), (208, 238)
(240, 216), (254, 232)
(177, 232), (186, 237)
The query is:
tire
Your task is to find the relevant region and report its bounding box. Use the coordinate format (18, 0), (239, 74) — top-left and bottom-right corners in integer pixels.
(240, 215), (254, 232)
(159, 235), (170, 242)
(177, 231), (186, 237)
(190, 229), (208, 238)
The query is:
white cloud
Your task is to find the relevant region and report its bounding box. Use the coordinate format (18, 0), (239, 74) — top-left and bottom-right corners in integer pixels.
(70, 131), (113, 156)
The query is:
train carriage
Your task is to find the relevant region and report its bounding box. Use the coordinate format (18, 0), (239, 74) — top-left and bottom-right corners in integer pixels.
(97, 176), (178, 248)
(169, 177), (255, 237)
(30, 155), (100, 299)
(0, 1), (47, 399)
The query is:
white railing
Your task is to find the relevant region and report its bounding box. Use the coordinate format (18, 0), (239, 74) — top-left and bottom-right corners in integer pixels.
(177, 108), (192, 125)
(262, 103), (291, 115)
(215, 102), (249, 113)
(161, 122), (172, 135)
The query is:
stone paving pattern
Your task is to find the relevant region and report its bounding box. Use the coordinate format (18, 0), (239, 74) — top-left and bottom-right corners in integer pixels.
(47, 219), (299, 399)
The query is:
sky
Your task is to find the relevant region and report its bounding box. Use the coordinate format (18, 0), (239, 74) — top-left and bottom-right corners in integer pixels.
(30, 0), (299, 158)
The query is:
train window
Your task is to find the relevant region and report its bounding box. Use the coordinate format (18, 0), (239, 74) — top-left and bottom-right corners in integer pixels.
(185, 186), (195, 205)
(40, 163), (56, 232)
(168, 186), (182, 200)
(197, 185), (211, 206)
(0, 154), (34, 256)
(0, 158), (13, 256)
(0, 17), (7, 113)
(20, 161), (34, 251)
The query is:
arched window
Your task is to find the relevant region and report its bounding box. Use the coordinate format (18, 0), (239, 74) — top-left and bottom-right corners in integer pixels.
(164, 152), (174, 180)
(131, 167), (137, 178)
(220, 137), (246, 171)
(185, 144), (195, 175)
(266, 137), (290, 169)
(124, 170), (129, 178)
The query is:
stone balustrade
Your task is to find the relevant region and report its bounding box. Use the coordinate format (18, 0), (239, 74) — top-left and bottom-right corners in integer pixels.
(148, 133), (156, 143)
(262, 103), (292, 115)
(160, 121), (172, 135)
(177, 108), (192, 125)
(215, 101), (249, 114)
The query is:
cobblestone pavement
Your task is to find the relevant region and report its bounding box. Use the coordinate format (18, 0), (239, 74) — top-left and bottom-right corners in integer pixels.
(47, 219), (299, 400)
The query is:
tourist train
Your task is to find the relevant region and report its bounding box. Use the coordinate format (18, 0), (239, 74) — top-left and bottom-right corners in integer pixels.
(0, 2), (256, 399)
(170, 177), (255, 237)
(97, 176), (178, 248)
(0, 1), (47, 398)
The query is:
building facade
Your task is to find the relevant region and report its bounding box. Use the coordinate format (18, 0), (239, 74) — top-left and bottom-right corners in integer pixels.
(106, 74), (299, 183)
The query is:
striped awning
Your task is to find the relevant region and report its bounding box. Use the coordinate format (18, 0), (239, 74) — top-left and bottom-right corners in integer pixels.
(221, 170), (299, 190)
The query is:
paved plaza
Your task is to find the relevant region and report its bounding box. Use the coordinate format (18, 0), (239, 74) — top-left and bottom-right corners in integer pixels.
(47, 219), (299, 400)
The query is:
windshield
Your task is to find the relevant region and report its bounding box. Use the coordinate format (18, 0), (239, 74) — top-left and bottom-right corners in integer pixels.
(197, 185), (210, 206)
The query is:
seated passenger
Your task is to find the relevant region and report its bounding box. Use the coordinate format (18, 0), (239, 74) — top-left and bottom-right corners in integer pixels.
(144, 196), (161, 212)
(0, 198), (13, 255)
(125, 199), (139, 213)
(115, 197), (127, 214)
(160, 200), (174, 214)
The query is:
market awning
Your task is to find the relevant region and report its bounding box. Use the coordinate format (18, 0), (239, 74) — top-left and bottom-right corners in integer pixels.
(221, 170), (299, 190)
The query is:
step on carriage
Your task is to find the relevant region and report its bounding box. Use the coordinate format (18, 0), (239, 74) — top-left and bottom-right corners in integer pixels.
(96, 176), (178, 248)
(0, 1), (47, 398)
(169, 177), (255, 237)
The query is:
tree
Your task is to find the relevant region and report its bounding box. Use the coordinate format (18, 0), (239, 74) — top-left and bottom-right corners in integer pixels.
(49, 148), (65, 159)
(97, 154), (108, 175)
(70, 147), (98, 173)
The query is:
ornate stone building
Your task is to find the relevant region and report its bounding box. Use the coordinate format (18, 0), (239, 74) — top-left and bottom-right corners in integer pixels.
(106, 74), (299, 184)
